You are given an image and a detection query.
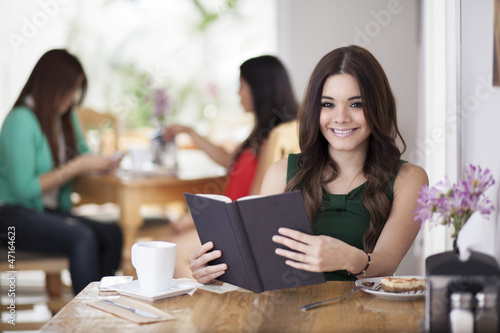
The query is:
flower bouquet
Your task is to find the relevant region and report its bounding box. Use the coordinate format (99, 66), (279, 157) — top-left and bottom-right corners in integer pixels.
(420, 166), (500, 332)
(146, 87), (172, 128)
(414, 164), (495, 245)
(144, 87), (177, 170)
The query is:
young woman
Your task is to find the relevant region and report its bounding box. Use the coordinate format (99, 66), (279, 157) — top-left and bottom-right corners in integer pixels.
(190, 45), (428, 284)
(0, 49), (123, 294)
(164, 55), (298, 203)
(162, 55), (298, 278)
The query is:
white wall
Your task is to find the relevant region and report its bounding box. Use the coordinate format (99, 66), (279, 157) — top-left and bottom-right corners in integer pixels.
(0, 0), (75, 125)
(277, 0), (422, 274)
(458, 0), (500, 260)
(278, 0), (420, 164)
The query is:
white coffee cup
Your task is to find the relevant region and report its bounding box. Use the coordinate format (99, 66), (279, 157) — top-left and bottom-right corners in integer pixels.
(128, 147), (149, 171)
(131, 241), (177, 291)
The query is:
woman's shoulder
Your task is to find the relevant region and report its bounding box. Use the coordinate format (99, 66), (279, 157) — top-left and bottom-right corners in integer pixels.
(239, 146), (259, 159)
(259, 158), (288, 195)
(395, 162), (429, 190)
(5, 106), (38, 124)
(399, 162), (427, 177)
(2, 106), (38, 132)
(270, 157), (289, 173)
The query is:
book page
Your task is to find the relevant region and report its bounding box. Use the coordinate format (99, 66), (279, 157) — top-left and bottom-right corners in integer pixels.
(196, 194), (264, 203)
(236, 195), (264, 202)
(196, 194), (232, 203)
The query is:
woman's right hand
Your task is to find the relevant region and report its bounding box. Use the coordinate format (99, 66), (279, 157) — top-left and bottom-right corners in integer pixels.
(40, 153), (116, 193)
(71, 154), (116, 174)
(189, 241), (227, 284)
(163, 124), (191, 142)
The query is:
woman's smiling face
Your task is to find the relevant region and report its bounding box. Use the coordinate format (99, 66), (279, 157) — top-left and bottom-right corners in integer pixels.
(319, 73), (371, 155)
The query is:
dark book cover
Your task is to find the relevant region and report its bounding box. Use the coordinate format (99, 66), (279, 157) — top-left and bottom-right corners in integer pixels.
(185, 190), (326, 292)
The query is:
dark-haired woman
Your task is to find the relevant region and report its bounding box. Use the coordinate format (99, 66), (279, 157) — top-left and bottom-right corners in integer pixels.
(0, 49), (122, 294)
(162, 55), (298, 278)
(190, 45), (428, 284)
(164, 55), (298, 201)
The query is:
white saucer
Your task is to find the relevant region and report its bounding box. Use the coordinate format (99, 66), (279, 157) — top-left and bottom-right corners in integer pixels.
(105, 279), (202, 301)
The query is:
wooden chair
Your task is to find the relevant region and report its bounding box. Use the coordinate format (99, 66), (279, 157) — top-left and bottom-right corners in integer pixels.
(0, 248), (69, 330)
(250, 120), (300, 194)
(75, 107), (171, 240)
(0, 108), (116, 330)
(77, 107), (119, 155)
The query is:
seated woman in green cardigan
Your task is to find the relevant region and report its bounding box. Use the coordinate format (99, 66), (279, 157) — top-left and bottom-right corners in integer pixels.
(0, 49), (122, 294)
(189, 45), (428, 284)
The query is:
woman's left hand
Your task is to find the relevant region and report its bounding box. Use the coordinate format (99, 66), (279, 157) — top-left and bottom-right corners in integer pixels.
(272, 227), (352, 273)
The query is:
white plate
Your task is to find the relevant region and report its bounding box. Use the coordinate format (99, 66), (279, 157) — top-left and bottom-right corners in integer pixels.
(105, 279), (202, 301)
(355, 276), (426, 300)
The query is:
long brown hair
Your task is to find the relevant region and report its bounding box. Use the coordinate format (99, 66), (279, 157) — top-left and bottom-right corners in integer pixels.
(232, 55), (298, 163)
(13, 49), (87, 166)
(286, 45), (406, 252)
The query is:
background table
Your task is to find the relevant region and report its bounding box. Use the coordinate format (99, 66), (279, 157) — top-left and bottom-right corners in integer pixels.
(40, 281), (424, 332)
(74, 160), (226, 276)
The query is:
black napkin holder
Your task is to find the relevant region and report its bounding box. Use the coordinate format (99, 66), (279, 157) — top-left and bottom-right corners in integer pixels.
(425, 250), (500, 332)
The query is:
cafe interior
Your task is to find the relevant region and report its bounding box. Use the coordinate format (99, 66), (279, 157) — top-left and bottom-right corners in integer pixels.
(1, 0), (500, 332)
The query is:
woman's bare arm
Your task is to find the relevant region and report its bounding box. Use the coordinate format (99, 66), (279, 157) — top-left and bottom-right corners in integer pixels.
(259, 158), (288, 195)
(361, 163), (428, 277)
(165, 124), (233, 168)
(269, 161), (428, 277)
(39, 154), (116, 193)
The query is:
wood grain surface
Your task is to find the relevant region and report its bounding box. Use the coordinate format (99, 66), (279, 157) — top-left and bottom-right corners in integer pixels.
(40, 281), (424, 332)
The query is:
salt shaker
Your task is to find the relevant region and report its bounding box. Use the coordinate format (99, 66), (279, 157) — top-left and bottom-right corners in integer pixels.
(475, 291), (498, 333)
(450, 291), (474, 333)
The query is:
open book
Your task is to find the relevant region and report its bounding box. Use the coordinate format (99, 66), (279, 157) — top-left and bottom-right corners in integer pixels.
(184, 190), (326, 293)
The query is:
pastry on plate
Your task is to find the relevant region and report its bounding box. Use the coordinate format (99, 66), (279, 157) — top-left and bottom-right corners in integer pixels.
(380, 277), (426, 292)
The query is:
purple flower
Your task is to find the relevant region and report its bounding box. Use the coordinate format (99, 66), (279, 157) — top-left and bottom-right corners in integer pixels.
(413, 185), (433, 226)
(413, 164), (496, 240)
(144, 87), (172, 125)
(152, 89), (171, 120)
(475, 196), (495, 216)
(464, 164), (495, 196)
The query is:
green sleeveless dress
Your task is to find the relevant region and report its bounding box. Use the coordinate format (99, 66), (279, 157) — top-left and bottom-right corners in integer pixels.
(286, 154), (405, 281)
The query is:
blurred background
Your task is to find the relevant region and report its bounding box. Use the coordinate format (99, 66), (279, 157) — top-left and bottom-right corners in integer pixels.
(0, 0), (420, 150)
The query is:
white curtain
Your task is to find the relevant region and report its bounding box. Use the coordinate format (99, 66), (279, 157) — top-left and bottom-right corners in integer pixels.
(419, 0), (460, 269)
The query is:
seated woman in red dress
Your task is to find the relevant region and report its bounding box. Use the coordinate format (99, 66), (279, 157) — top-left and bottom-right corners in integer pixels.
(162, 55), (298, 278)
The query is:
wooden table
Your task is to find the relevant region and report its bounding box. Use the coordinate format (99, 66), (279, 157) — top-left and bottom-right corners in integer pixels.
(73, 169), (226, 276)
(40, 281), (425, 332)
